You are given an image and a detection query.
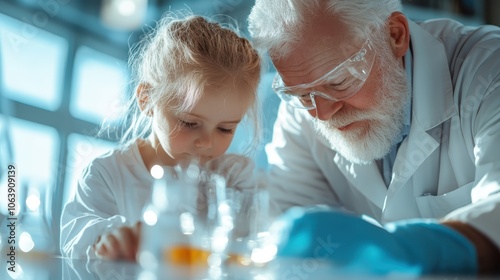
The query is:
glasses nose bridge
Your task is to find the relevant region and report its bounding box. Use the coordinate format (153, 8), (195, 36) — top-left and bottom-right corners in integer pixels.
(310, 89), (338, 104)
(307, 91), (330, 111)
(311, 92), (341, 120)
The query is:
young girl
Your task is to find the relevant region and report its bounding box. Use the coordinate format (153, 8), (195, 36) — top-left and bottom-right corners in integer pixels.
(60, 13), (261, 261)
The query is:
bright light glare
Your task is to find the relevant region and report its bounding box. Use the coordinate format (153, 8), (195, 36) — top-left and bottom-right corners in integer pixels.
(180, 212), (194, 235)
(150, 165), (164, 179)
(117, 0), (136, 16)
(7, 262), (24, 279)
(218, 203), (230, 214)
(251, 245), (277, 264)
(143, 209), (158, 226)
(211, 228), (229, 253)
(26, 193), (41, 212)
(19, 232), (35, 252)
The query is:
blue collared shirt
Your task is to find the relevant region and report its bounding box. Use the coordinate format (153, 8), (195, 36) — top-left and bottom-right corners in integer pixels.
(380, 45), (413, 186)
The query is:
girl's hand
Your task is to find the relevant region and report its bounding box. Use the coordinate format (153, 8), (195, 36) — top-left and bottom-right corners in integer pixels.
(94, 222), (142, 261)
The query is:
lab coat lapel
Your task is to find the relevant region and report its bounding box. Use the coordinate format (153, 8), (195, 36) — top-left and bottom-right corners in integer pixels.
(407, 20), (455, 130)
(390, 122), (439, 190)
(384, 21), (455, 212)
(329, 20), (456, 218)
(333, 153), (387, 209)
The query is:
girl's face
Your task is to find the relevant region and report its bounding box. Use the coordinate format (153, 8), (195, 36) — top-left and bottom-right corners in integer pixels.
(151, 85), (253, 166)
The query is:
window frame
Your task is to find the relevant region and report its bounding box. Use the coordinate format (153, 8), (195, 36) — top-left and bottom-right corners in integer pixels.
(0, 2), (130, 255)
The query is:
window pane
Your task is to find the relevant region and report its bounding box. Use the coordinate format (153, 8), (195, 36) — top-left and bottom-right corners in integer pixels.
(0, 114), (13, 169)
(0, 117), (59, 215)
(0, 13), (67, 111)
(63, 133), (115, 205)
(70, 46), (128, 124)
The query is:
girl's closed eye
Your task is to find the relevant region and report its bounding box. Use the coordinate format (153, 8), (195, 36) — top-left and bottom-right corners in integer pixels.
(218, 127), (235, 134)
(180, 118), (235, 134)
(179, 119), (198, 128)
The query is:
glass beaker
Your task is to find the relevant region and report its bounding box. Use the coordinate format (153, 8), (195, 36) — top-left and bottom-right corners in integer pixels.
(139, 162), (234, 271)
(226, 187), (277, 267)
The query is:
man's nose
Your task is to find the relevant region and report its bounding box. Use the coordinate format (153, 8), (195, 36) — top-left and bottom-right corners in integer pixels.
(308, 95), (343, 120)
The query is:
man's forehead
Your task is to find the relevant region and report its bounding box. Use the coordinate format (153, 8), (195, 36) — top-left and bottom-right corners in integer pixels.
(272, 36), (358, 82)
(301, 10), (352, 43)
(275, 17), (356, 66)
(272, 11), (363, 84)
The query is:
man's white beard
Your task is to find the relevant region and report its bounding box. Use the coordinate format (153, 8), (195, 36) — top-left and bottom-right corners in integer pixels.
(313, 41), (410, 165)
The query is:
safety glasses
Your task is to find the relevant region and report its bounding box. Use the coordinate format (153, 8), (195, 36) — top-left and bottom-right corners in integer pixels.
(272, 38), (375, 110)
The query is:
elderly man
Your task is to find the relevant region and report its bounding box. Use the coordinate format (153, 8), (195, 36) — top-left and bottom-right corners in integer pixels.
(248, 0), (500, 275)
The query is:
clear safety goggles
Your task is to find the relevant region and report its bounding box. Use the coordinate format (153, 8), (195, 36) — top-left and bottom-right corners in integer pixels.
(272, 38), (375, 110)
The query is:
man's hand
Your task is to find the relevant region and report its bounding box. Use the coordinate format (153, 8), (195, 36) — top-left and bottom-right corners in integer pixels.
(273, 208), (477, 275)
(94, 222), (142, 262)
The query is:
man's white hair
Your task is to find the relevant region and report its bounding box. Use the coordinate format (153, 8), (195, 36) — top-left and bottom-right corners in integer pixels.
(248, 0), (403, 59)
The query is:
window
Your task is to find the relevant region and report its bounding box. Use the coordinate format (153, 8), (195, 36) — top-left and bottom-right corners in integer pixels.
(0, 9), (128, 254)
(70, 46), (128, 124)
(0, 118), (59, 216)
(0, 13), (68, 111)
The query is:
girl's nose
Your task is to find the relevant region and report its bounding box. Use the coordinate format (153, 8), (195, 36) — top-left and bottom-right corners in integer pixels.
(194, 131), (213, 149)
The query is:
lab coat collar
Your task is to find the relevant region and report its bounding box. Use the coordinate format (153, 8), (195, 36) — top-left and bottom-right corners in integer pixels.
(330, 21), (456, 210)
(408, 20), (456, 130)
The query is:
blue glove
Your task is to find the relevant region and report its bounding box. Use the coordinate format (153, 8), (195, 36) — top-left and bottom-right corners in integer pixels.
(273, 208), (477, 275)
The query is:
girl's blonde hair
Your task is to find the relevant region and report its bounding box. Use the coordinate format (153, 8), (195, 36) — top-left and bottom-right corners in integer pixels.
(115, 12), (262, 155)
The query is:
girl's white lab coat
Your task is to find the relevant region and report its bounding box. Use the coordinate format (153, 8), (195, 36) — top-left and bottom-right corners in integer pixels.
(265, 19), (500, 247)
(60, 141), (256, 259)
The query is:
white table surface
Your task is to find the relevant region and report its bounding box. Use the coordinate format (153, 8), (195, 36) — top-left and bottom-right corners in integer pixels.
(1, 253), (496, 280)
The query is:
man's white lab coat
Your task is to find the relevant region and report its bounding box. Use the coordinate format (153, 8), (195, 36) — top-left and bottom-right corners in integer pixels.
(266, 19), (500, 247)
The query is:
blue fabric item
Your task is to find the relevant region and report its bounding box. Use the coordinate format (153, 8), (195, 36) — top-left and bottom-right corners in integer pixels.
(275, 208), (477, 275)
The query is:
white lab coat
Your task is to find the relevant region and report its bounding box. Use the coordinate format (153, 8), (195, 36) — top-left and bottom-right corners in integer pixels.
(60, 140), (255, 259)
(265, 19), (500, 247)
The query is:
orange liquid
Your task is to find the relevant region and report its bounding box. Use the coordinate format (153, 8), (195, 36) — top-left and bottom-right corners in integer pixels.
(164, 245), (211, 265)
(226, 254), (269, 267)
(164, 245), (267, 267)
(226, 253), (250, 266)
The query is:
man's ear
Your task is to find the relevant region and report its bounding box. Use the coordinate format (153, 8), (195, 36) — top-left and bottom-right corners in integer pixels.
(136, 83), (152, 116)
(388, 12), (410, 59)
